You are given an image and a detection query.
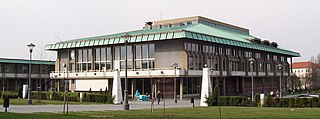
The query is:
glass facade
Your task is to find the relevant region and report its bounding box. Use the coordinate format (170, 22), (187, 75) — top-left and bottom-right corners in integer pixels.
(184, 40), (289, 73)
(135, 44), (155, 70)
(76, 49), (93, 72)
(94, 47), (111, 71)
(73, 43), (155, 72)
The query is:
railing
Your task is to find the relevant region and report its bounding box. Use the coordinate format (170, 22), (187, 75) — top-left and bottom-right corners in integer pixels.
(51, 67), (179, 74)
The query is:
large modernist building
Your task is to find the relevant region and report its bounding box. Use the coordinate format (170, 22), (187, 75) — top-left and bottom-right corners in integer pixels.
(45, 16), (300, 98)
(0, 58), (55, 92)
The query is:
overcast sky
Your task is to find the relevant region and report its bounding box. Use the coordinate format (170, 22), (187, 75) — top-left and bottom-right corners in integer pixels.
(0, 0), (319, 62)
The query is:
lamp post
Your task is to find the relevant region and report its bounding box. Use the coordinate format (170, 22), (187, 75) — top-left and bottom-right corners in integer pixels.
(122, 33), (131, 110)
(278, 64), (283, 98)
(172, 63), (178, 103)
(27, 43), (35, 105)
(160, 71), (166, 116)
(248, 58), (255, 102)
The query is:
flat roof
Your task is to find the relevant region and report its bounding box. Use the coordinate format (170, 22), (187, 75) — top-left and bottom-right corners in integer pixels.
(0, 58), (55, 65)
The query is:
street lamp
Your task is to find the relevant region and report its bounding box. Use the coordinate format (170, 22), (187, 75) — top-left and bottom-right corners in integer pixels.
(172, 63), (178, 103)
(122, 33), (131, 110)
(27, 43), (35, 105)
(278, 64), (283, 98)
(248, 58), (255, 102)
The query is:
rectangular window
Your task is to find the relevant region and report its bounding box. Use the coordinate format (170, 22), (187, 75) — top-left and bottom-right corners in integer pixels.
(267, 64), (271, 72)
(135, 45), (141, 59)
(95, 62), (100, 71)
(95, 48), (100, 61)
(120, 46), (126, 60)
(83, 49), (87, 62)
(127, 46), (132, 60)
(184, 42), (187, 51)
(101, 48), (106, 61)
(69, 63), (74, 72)
(106, 47), (111, 61)
(88, 49), (92, 62)
(148, 60), (154, 69)
(189, 57), (193, 70)
(77, 50), (82, 62)
(148, 44), (154, 58)
(114, 47), (120, 60)
(70, 50), (75, 60)
(142, 45), (148, 59)
(142, 60), (148, 69)
(192, 44), (196, 51)
(135, 60), (141, 69)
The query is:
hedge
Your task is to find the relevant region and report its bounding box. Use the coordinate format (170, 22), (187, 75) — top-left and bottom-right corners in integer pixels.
(81, 92), (113, 103)
(206, 93), (320, 108)
(206, 95), (249, 106)
(0, 91), (19, 98)
(1, 90), (113, 104)
(30, 92), (80, 102)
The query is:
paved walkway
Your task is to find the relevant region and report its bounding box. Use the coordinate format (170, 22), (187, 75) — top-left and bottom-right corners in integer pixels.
(2, 99), (200, 113)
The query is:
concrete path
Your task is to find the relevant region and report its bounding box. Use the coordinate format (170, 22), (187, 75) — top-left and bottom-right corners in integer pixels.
(1, 99), (200, 113)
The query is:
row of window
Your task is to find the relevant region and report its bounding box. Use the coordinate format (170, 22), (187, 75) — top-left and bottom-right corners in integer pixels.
(184, 42), (287, 61)
(65, 44), (155, 72)
(0, 64), (53, 74)
(294, 69), (310, 73)
(185, 42), (288, 72)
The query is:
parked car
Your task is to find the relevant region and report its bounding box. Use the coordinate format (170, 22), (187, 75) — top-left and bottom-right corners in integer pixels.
(282, 94), (319, 98)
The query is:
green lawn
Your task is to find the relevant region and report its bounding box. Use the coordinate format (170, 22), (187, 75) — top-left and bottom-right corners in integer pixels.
(0, 99), (102, 105)
(1, 106), (320, 119)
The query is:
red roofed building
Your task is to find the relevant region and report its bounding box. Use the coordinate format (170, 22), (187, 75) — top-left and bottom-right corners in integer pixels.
(292, 61), (320, 89)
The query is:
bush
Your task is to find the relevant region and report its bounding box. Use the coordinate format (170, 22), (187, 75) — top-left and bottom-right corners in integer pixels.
(206, 95), (249, 106)
(263, 94), (277, 107)
(29, 91), (80, 102)
(206, 85), (220, 106)
(0, 91), (19, 98)
(81, 91), (113, 104)
(219, 96), (249, 106)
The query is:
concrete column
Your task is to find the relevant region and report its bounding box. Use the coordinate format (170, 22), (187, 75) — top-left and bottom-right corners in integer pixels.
(142, 79), (145, 95)
(180, 78), (183, 100)
(57, 80), (60, 92)
(242, 78), (245, 95)
(131, 79), (134, 98)
(223, 78), (226, 96)
(236, 78), (239, 95)
(263, 78), (265, 93)
(155, 79), (157, 94)
(45, 79), (47, 91)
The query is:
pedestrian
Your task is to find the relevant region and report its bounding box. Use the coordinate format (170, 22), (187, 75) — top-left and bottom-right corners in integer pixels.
(157, 90), (161, 105)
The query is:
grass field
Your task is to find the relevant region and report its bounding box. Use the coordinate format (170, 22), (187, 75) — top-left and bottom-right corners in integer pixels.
(1, 106), (320, 119)
(0, 99), (101, 105)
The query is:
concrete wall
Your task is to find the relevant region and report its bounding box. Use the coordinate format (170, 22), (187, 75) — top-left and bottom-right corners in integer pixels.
(155, 39), (187, 69)
(75, 79), (109, 91)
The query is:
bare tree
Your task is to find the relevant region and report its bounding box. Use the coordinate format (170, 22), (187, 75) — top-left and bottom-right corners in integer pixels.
(309, 54), (320, 89)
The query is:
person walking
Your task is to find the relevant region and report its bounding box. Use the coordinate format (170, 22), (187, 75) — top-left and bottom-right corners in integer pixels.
(157, 90), (161, 105)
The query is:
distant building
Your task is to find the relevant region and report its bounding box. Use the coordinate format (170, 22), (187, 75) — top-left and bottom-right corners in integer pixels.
(292, 61), (320, 89)
(45, 16), (300, 98)
(0, 58), (55, 92)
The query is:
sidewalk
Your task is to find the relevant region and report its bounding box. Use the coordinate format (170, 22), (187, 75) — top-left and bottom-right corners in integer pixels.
(1, 99), (200, 113)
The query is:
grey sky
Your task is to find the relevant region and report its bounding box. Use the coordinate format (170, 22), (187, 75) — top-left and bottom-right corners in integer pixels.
(0, 0), (319, 62)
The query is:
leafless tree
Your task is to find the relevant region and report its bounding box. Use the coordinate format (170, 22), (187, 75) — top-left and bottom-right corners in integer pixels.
(308, 54), (320, 89)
